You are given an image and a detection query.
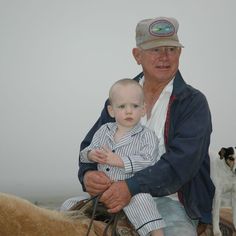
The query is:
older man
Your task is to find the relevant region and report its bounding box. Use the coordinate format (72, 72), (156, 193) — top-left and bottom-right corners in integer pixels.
(78, 17), (215, 236)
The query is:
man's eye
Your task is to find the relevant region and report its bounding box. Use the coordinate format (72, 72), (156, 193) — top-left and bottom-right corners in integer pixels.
(153, 48), (161, 52)
(167, 47), (176, 52)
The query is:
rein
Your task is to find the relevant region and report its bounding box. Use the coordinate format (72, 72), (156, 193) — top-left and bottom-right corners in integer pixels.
(75, 194), (121, 236)
(86, 194), (101, 236)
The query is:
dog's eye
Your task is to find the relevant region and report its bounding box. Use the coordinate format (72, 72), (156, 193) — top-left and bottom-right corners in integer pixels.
(229, 156), (235, 161)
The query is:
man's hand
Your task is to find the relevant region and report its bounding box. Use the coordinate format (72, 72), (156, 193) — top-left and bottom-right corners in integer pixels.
(84, 171), (111, 196)
(100, 181), (132, 213)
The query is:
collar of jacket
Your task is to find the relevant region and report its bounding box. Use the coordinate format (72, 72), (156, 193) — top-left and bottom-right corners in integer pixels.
(133, 70), (188, 100)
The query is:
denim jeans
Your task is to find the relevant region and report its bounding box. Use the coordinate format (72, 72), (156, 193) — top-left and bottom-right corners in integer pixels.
(154, 197), (198, 236)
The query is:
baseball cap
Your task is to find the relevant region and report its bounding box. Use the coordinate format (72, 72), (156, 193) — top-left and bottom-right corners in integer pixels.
(135, 17), (184, 49)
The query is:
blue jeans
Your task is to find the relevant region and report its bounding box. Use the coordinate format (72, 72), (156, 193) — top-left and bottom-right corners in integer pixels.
(154, 197), (198, 236)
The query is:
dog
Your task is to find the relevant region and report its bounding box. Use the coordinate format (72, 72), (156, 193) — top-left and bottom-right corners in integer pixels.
(210, 146), (236, 236)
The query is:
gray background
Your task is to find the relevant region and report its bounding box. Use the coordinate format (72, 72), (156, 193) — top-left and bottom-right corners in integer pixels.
(0, 0), (235, 204)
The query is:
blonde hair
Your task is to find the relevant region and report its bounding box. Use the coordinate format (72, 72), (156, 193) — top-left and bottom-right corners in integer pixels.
(109, 78), (144, 104)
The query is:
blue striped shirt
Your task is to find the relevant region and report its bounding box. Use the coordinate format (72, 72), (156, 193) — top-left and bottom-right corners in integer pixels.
(80, 122), (159, 181)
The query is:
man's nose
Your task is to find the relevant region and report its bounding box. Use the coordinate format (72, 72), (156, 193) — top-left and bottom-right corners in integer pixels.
(159, 48), (168, 58)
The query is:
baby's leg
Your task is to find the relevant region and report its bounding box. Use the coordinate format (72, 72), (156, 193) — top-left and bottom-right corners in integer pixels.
(124, 193), (165, 236)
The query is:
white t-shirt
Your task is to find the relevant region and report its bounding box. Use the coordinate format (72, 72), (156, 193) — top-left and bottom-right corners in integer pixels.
(139, 77), (178, 200)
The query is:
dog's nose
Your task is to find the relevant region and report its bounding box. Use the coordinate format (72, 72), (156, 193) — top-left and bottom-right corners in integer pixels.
(233, 165), (236, 174)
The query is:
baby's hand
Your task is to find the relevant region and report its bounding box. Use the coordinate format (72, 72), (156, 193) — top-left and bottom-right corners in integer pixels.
(87, 149), (107, 164)
(100, 146), (124, 167)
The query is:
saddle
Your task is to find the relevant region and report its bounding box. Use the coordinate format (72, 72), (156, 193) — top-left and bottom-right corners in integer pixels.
(67, 195), (138, 236)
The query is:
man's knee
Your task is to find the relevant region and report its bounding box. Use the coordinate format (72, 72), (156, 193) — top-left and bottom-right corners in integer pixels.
(163, 221), (197, 236)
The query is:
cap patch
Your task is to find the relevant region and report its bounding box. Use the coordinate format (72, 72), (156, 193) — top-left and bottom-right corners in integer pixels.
(149, 20), (175, 37)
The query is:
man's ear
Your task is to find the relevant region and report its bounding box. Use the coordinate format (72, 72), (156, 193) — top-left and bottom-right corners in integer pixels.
(178, 47), (182, 55)
(132, 47), (142, 65)
(107, 105), (115, 118)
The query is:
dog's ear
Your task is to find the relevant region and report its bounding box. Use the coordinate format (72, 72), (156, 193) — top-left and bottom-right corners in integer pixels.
(218, 148), (226, 159)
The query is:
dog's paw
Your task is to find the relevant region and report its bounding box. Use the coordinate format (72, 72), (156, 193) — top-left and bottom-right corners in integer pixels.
(213, 230), (222, 236)
(213, 225), (222, 236)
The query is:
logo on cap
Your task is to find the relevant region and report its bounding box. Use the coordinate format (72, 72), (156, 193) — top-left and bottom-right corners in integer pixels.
(149, 20), (175, 37)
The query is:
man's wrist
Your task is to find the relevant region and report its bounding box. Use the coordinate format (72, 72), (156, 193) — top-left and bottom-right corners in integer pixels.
(125, 177), (141, 196)
(78, 163), (97, 190)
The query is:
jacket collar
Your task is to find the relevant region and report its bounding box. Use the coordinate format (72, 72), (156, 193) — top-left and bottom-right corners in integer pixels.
(133, 70), (188, 100)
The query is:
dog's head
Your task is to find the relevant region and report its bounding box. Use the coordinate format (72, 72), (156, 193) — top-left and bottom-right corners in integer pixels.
(218, 147), (236, 173)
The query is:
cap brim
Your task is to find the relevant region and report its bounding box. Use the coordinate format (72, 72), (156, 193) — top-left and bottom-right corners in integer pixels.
(139, 40), (184, 50)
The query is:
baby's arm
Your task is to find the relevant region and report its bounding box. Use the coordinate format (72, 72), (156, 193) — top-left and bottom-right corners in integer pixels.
(80, 125), (106, 163)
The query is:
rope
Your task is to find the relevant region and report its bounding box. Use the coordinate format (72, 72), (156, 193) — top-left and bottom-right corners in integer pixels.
(111, 212), (121, 236)
(84, 194), (122, 236)
(86, 194), (102, 236)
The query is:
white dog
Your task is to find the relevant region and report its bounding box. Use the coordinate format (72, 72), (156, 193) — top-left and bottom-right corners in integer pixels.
(210, 147), (236, 236)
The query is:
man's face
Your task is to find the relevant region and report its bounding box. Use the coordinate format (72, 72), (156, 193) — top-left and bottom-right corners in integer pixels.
(133, 46), (181, 83)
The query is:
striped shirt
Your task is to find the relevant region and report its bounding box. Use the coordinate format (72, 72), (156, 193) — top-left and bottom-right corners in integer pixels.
(80, 122), (159, 181)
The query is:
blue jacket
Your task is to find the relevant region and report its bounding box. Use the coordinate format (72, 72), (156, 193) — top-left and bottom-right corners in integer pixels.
(78, 70), (215, 224)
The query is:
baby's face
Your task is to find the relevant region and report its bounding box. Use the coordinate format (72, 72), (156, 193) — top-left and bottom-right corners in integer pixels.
(109, 84), (145, 129)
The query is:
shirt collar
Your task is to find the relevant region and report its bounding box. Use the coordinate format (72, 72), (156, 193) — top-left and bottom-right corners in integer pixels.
(139, 76), (174, 95)
(106, 122), (144, 138)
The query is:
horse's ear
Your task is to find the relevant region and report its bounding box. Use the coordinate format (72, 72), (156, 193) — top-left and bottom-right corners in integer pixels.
(218, 148), (226, 160)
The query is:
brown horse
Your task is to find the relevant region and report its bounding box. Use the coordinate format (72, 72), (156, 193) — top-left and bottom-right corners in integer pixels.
(0, 192), (101, 236)
(0, 192), (136, 236)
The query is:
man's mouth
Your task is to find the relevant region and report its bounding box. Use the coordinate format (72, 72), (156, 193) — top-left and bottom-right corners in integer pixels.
(156, 65), (170, 69)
